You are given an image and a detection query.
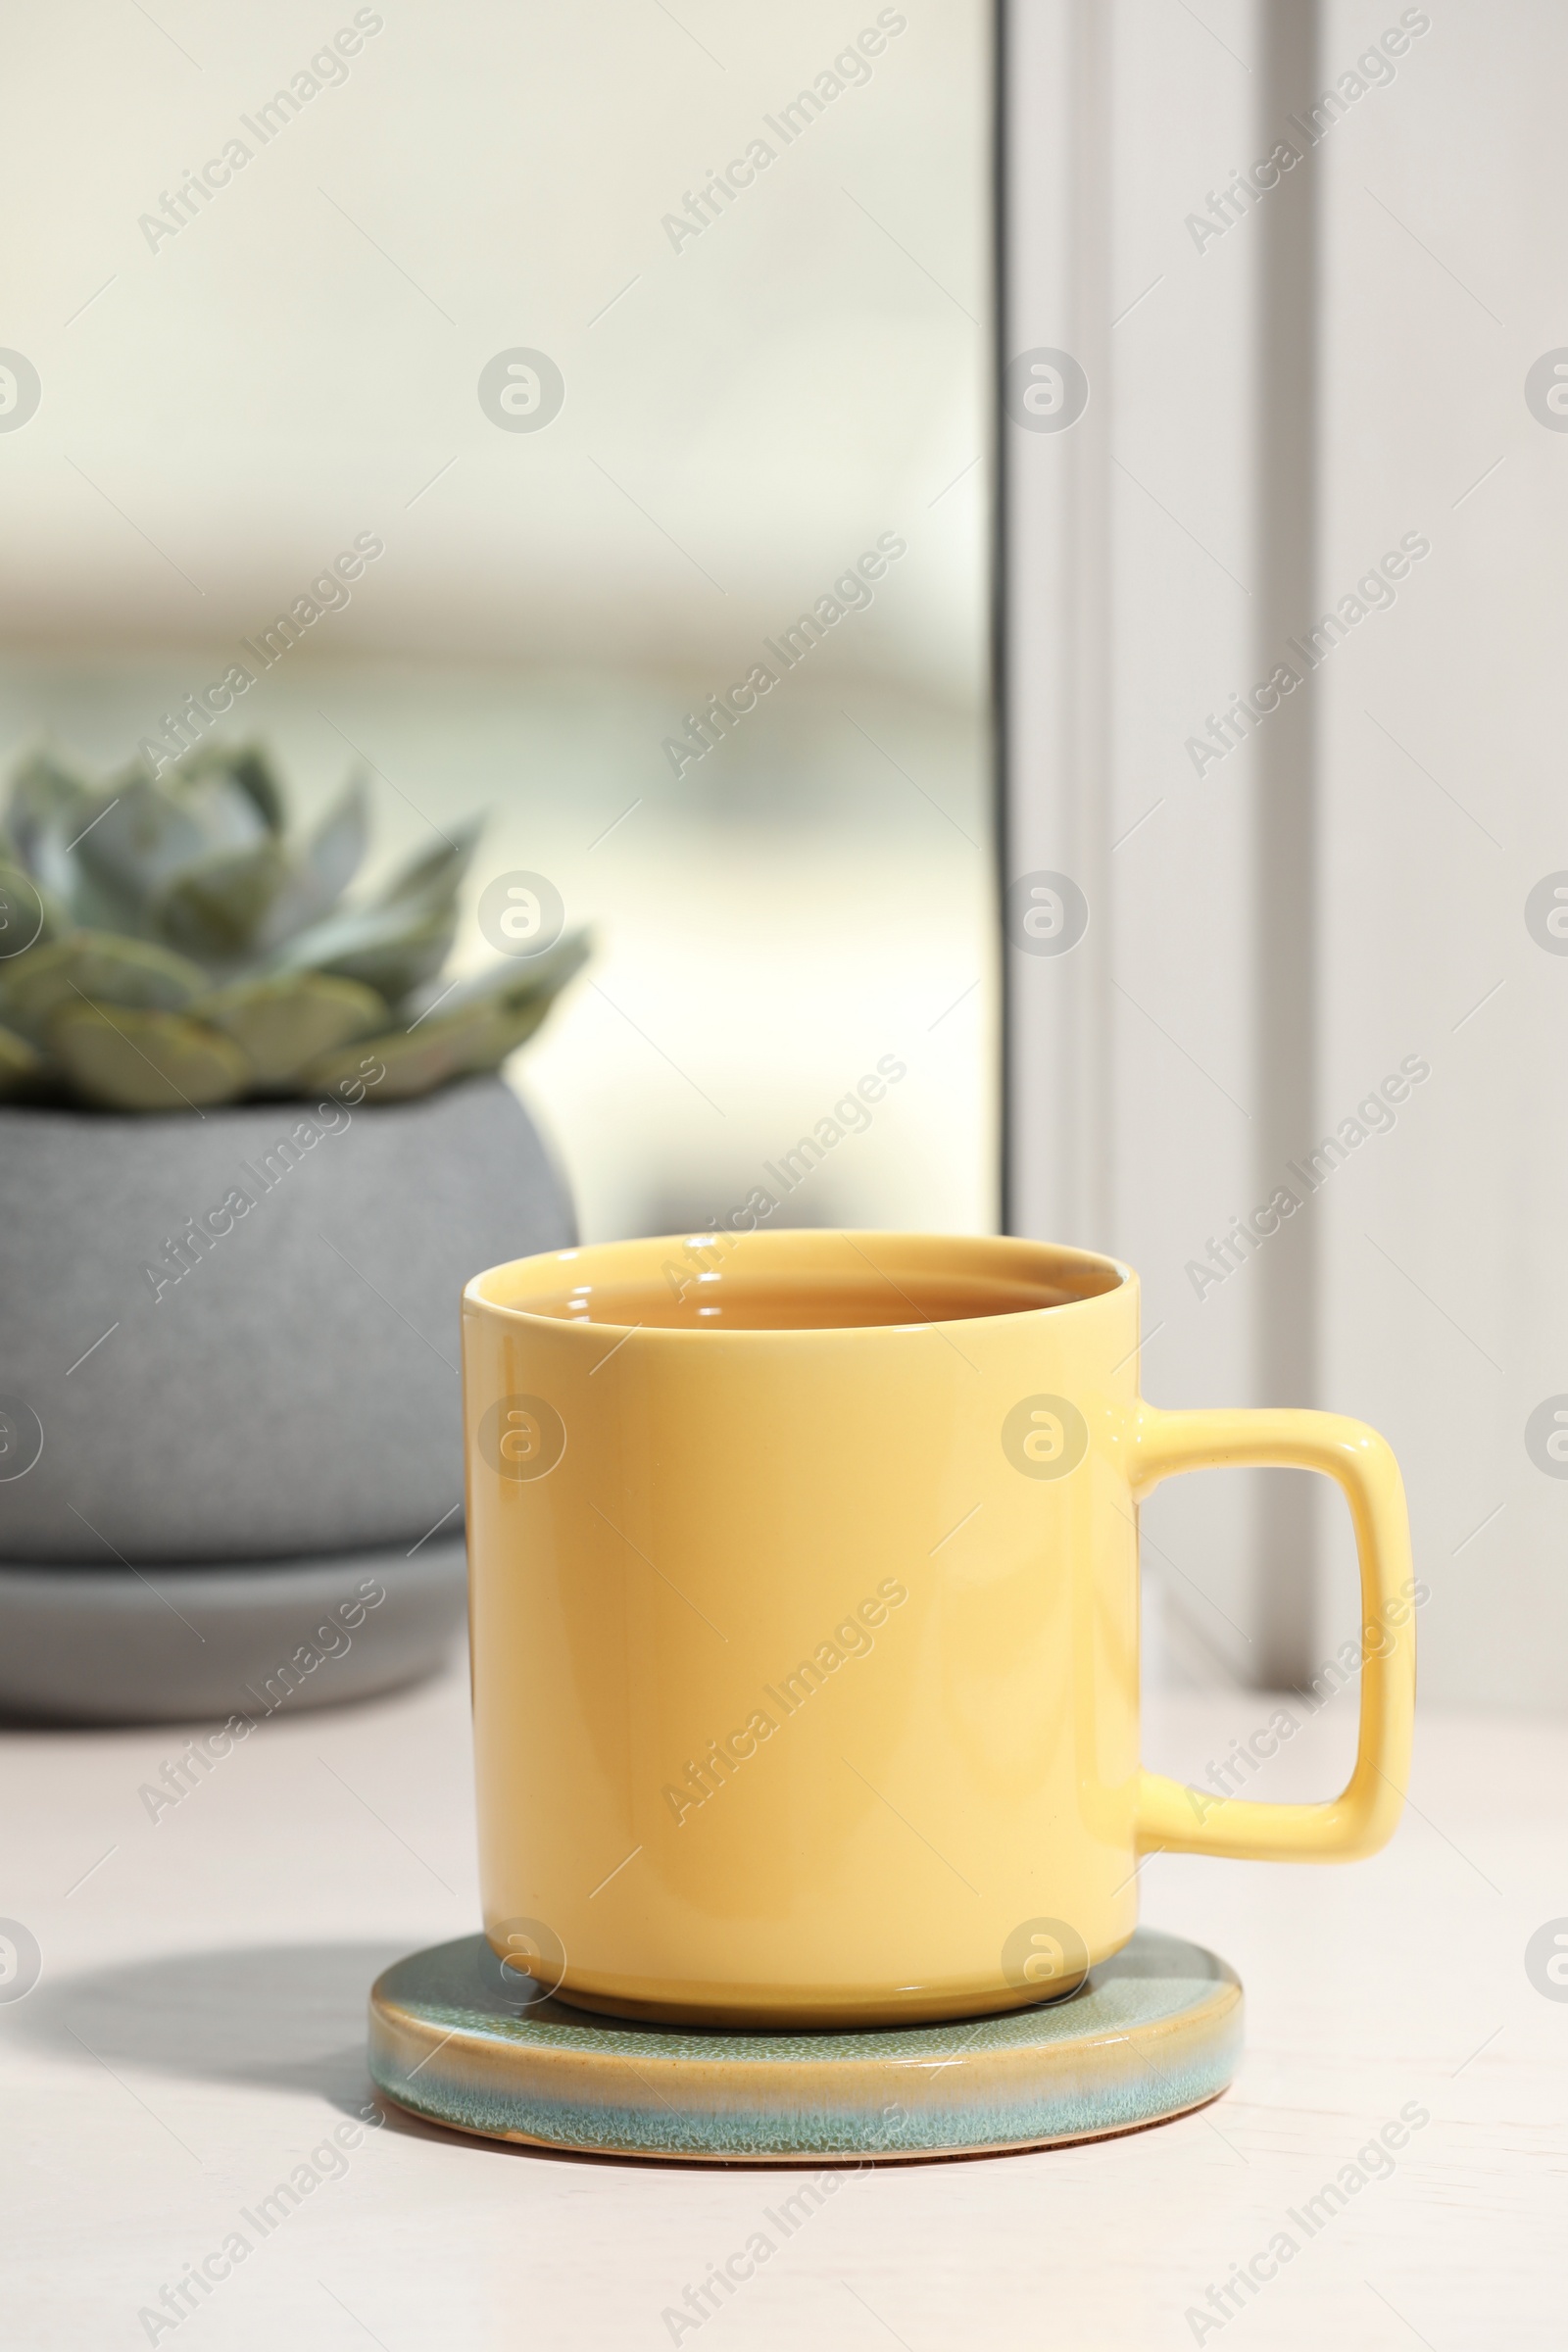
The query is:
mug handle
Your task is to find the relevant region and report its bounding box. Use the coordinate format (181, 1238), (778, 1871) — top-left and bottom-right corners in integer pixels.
(1130, 1405), (1416, 1861)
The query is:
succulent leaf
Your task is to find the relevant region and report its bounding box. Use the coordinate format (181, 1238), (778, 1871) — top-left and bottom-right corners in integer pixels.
(70, 771), (205, 908)
(372, 816), (482, 914)
(0, 1020), (42, 1097)
(195, 973), (385, 1085)
(0, 858), (66, 959)
(468, 989), (560, 1066)
(4, 750), (101, 916)
(47, 1004), (249, 1111)
(300, 1011), (487, 1102)
(302, 980), (564, 1102)
(220, 745), (286, 835)
(407, 928), (592, 1022)
(227, 773), (371, 958)
(153, 839), (295, 962)
(265, 895), (458, 1002)
(4, 749), (93, 870)
(305, 771), (370, 904)
(0, 932), (206, 1046)
(146, 740), (283, 835)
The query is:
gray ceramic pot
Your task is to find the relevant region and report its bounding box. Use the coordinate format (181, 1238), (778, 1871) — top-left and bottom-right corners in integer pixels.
(0, 1075), (573, 1722)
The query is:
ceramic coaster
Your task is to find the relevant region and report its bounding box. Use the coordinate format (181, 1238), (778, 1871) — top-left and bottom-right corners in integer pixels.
(368, 1926), (1242, 2163)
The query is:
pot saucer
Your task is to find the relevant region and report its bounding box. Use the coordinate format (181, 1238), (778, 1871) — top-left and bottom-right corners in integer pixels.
(368, 1927), (1242, 2163)
(0, 1537), (466, 1725)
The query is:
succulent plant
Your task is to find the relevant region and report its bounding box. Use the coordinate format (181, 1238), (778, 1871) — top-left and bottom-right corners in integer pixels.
(0, 743), (588, 1111)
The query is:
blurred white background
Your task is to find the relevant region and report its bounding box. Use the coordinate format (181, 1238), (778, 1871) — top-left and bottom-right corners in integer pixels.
(1004, 0), (1568, 1710)
(0, 0), (996, 1242)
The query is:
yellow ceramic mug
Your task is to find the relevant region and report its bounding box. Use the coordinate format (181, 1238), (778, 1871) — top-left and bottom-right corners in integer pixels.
(462, 1230), (1415, 2028)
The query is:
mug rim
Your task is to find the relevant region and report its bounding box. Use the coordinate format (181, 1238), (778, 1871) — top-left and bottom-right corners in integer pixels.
(463, 1229), (1133, 1341)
